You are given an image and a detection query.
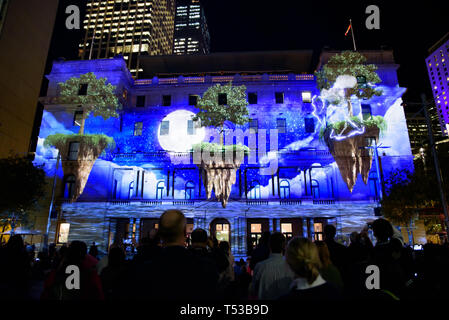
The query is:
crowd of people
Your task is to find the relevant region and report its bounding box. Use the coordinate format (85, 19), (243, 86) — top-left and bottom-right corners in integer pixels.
(1, 209), (449, 301)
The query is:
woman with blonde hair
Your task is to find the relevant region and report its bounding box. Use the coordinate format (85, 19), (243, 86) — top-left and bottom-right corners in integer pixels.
(315, 241), (344, 291)
(281, 237), (341, 300)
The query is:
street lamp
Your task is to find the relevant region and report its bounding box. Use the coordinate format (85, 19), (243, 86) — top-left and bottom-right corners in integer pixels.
(43, 151), (61, 250)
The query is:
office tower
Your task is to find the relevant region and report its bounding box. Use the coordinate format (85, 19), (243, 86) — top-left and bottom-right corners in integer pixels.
(406, 105), (443, 155)
(79, 0), (175, 77)
(0, 0), (58, 158)
(426, 32), (449, 136)
(173, 0), (210, 55)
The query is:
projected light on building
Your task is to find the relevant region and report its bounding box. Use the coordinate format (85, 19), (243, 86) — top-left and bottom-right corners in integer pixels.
(34, 53), (414, 256)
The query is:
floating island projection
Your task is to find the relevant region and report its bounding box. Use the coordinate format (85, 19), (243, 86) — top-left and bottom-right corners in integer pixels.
(314, 51), (387, 192)
(41, 72), (121, 202)
(191, 83), (250, 208)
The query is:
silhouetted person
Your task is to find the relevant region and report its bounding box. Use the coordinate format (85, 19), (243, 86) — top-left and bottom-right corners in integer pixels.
(323, 225), (347, 274)
(250, 231), (271, 271)
(132, 210), (219, 300)
(88, 242), (99, 260)
(0, 235), (31, 300)
(218, 241), (235, 283)
(251, 232), (294, 300)
(370, 218), (406, 299)
(100, 246), (128, 300)
(188, 228), (228, 274)
(315, 241), (344, 291)
(345, 229), (373, 297)
(132, 235), (162, 265)
(41, 241), (103, 300)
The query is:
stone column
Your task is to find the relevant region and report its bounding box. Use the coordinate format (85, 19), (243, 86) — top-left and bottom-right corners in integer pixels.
(135, 218), (141, 245)
(309, 218), (315, 241)
(302, 218), (308, 238)
(233, 217), (247, 257)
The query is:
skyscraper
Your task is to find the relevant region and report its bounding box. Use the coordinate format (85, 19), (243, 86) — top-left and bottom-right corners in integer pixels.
(0, 0), (58, 158)
(406, 105), (443, 155)
(79, 0), (175, 77)
(173, 0), (210, 55)
(426, 32), (449, 136)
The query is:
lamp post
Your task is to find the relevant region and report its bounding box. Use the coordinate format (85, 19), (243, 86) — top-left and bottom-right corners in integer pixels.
(43, 151), (60, 250)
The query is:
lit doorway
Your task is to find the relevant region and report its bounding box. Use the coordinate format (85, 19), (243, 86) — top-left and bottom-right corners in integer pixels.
(246, 218), (269, 255)
(210, 218), (231, 243)
(279, 218), (303, 242)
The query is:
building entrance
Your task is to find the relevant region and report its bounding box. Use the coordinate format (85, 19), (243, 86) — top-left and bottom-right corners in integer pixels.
(246, 218), (269, 255)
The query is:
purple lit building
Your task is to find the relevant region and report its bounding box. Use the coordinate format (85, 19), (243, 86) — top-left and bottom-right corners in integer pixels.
(426, 32), (449, 136)
(34, 50), (413, 256)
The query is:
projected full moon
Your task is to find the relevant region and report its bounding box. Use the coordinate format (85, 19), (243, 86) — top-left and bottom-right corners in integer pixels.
(157, 110), (206, 152)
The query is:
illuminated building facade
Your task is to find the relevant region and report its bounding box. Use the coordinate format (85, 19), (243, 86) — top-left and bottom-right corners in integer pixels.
(36, 51), (414, 256)
(426, 33), (449, 136)
(173, 0), (210, 55)
(79, 0), (175, 77)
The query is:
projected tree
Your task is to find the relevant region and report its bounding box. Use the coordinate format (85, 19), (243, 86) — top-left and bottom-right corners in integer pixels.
(316, 51), (382, 117)
(192, 82), (250, 208)
(193, 82), (250, 145)
(58, 72), (121, 135)
(44, 72), (120, 201)
(316, 52), (386, 193)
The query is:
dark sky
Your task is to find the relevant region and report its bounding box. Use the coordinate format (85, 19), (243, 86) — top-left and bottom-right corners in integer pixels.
(45, 0), (449, 108)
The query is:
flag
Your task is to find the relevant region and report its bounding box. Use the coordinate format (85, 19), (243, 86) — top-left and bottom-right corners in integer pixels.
(345, 23), (352, 36)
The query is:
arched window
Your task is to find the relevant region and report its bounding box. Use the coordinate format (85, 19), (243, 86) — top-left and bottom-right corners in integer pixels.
(64, 175), (76, 199)
(248, 180), (261, 199)
(185, 181), (195, 200)
(156, 181), (165, 200)
(311, 179), (320, 199)
(279, 180), (290, 199)
(128, 181), (134, 199)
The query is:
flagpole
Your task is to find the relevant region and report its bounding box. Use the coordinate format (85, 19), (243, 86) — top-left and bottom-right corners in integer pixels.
(89, 26), (96, 60)
(350, 19), (357, 51)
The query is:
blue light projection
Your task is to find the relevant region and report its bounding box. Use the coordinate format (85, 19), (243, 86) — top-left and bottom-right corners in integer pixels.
(32, 57), (417, 254)
(29, 57), (423, 256)
(35, 68), (413, 204)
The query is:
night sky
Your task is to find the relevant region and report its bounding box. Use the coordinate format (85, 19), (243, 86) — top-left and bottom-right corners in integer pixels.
(45, 0), (448, 109)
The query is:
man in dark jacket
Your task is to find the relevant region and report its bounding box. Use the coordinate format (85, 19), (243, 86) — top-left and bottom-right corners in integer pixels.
(323, 224), (348, 274)
(188, 228), (228, 275)
(132, 210), (219, 300)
